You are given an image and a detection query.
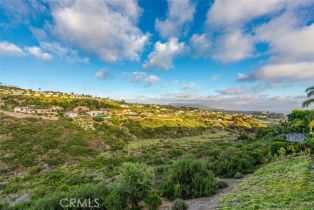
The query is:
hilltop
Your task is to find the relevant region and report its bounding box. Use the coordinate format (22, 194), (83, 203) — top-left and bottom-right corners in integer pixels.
(0, 85), (268, 132)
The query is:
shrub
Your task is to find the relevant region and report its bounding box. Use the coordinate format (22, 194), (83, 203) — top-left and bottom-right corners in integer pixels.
(270, 141), (288, 155)
(32, 184), (109, 210)
(171, 199), (188, 210)
(144, 192), (162, 210)
(215, 180), (228, 189)
(233, 172), (244, 179)
(162, 158), (216, 199)
(209, 147), (255, 178)
(113, 162), (154, 209)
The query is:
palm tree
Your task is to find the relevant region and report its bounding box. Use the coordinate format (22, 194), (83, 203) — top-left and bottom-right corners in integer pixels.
(302, 86), (314, 107)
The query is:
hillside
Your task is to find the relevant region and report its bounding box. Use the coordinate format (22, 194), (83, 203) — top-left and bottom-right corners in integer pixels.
(220, 155), (314, 209)
(0, 86), (313, 210)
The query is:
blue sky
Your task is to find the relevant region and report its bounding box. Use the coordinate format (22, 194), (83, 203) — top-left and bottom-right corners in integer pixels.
(1, 0), (314, 113)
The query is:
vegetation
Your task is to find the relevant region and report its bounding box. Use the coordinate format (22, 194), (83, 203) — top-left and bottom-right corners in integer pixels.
(1, 85), (314, 209)
(302, 86), (314, 108)
(171, 199), (188, 210)
(162, 158), (217, 199)
(220, 155), (314, 209)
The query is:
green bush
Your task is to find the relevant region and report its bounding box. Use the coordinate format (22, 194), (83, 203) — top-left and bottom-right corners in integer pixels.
(144, 192), (162, 210)
(209, 147), (255, 178)
(162, 158), (216, 199)
(32, 184), (109, 210)
(112, 162), (155, 209)
(171, 199), (188, 210)
(233, 172), (244, 179)
(287, 110), (314, 132)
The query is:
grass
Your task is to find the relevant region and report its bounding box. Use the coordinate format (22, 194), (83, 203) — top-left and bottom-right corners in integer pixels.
(220, 155), (314, 209)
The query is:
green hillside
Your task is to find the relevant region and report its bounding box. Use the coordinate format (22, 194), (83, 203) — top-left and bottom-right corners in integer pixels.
(0, 86), (313, 210)
(220, 155), (314, 209)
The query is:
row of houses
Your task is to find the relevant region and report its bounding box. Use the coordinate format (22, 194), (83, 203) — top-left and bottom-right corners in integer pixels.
(13, 106), (64, 115)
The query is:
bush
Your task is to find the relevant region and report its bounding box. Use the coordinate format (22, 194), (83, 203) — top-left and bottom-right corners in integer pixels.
(144, 192), (162, 210)
(215, 180), (228, 189)
(209, 147), (255, 178)
(233, 172), (244, 179)
(112, 162), (155, 209)
(162, 158), (216, 199)
(171, 199), (188, 210)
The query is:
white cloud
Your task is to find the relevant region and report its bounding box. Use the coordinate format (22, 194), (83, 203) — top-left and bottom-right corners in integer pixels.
(132, 72), (160, 85)
(189, 33), (211, 58)
(40, 42), (89, 63)
(0, 41), (25, 56)
(255, 12), (314, 62)
(206, 0), (286, 28)
(143, 37), (184, 70)
(155, 0), (196, 38)
(95, 69), (111, 80)
(49, 0), (149, 62)
(238, 62), (314, 83)
(213, 31), (255, 62)
(217, 87), (249, 95)
(26, 46), (53, 61)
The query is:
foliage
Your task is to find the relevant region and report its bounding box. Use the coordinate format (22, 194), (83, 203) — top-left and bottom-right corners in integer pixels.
(209, 147), (256, 178)
(171, 199), (188, 210)
(111, 162), (155, 209)
(220, 156), (314, 209)
(144, 192), (162, 210)
(287, 110), (314, 132)
(162, 158), (217, 199)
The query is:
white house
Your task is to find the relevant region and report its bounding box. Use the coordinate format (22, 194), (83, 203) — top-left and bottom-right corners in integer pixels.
(87, 111), (104, 117)
(65, 112), (78, 118)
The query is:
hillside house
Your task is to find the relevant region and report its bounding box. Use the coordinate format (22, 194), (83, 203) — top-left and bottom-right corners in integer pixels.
(87, 111), (104, 117)
(65, 112), (78, 118)
(36, 108), (55, 115)
(74, 106), (90, 112)
(13, 106), (36, 114)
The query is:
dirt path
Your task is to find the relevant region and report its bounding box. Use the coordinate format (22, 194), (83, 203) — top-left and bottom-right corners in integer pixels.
(159, 175), (250, 210)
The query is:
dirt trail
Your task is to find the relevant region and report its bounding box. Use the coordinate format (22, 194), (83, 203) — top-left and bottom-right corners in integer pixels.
(159, 175), (250, 210)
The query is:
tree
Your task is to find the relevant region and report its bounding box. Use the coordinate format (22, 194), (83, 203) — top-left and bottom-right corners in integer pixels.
(110, 162), (155, 209)
(302, 86), (314, 108)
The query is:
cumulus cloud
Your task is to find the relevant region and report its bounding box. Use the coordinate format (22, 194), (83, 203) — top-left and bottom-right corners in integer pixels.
(238, 62), (314, 83)
(26, 46), (53, 61)
(40, 42), (89, 63)
(217, 87), (249, 95)
(155, 0), (196, 38)
(189, 33), (211, 58)
(212, 30), (255, 62)
(0, 41), (25, 56)
(132, 72), (160, 85)
(144, 37), (184, 70)
(49, 0), (149, 62)
(255, 12), (314, 62)
(0, 0), (48, 27)
(206, 0), (286, 28)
